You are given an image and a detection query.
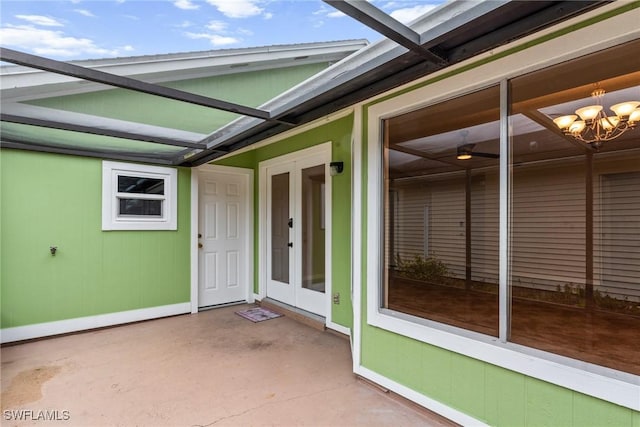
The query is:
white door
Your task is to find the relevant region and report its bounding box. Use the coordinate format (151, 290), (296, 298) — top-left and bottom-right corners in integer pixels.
(198, 169), (249, 308)
(264, 146), (330, 316)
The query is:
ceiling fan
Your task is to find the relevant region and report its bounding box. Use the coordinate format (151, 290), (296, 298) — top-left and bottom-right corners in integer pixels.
(456, 143), (500, 160)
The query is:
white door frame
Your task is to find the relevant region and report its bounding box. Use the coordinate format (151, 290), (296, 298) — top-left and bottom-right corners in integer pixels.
(258, 143), (333, 323)
(190, 164), (254, 313)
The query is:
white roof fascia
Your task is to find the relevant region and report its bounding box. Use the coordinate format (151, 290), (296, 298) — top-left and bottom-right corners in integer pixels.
(0, 40), (368, 93)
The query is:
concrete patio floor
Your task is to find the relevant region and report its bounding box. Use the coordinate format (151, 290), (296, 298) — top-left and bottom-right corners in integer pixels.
(1, 304), (457, 426)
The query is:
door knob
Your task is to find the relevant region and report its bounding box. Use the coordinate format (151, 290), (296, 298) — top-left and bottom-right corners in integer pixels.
(198, 243), (203, 248)
(288, 242), (293, 248)
(288, 218), (293, 228)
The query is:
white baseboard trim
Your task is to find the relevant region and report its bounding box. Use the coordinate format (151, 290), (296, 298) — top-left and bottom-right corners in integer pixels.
(326, 321), (351, 337)
(1, 302), (191, 344)
(355, 365), (488, 427)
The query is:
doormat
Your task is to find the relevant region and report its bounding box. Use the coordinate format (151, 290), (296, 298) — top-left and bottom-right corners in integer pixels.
(235, 307), (283, 323)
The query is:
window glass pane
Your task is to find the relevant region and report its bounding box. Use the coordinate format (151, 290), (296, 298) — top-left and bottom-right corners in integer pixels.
(301, 165), (326, 293)
(119, 199), (163, 216)
(384, 85), (500, 337)
(508, 40), (640, 374)
(271, 172), (290, 284)
(118, 175), (165, 195)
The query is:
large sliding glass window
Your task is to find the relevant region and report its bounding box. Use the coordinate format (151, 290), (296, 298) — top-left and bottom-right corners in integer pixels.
(384, 86), (500, 337)
(508, 41), (639, 374)
(382, 40), (639, 375)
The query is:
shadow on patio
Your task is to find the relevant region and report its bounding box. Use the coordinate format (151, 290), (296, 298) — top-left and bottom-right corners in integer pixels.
(1, 304), (456, 426)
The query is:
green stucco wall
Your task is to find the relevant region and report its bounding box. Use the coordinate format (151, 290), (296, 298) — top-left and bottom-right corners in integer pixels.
(27, 63), (329, 134)
(360, 296), (640, 427)
(359, 85), (638, 427)
(354, 5), (640, 425)
(0, 150), (191, 328)
(213, 114), (354, 329)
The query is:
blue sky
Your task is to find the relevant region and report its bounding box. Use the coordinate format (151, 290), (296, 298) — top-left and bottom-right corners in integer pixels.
(0, 0), (444, 60)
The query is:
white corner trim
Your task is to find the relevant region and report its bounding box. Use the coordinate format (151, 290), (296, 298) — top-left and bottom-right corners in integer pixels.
(190, 169), (199, 314)
(355, 366), (489, 427)
(1, 303), (191, 344)
(351, 106), (364, 374)
(326, 321), (351, 337)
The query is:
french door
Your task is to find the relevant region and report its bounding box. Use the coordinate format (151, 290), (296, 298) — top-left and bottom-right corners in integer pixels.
(263, 145), (330, 316)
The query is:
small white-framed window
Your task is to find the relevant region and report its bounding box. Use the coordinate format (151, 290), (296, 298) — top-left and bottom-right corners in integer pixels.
(102, 161), (178, 231)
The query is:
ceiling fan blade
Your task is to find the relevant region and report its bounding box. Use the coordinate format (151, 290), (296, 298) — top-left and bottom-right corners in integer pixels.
(471, 152), (499, 159)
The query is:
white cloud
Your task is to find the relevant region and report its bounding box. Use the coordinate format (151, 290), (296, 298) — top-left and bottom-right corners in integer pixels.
(0, 24), (124, 58)
(15, 15), (64, 27)
(74, 9), (96, 17)
(263, 12), (273, 20)
(206, 20), (228, 32)
(312, 5), (330, 16)
(205, 0), (263, 18)
(313, 4), (344, 19)
(389, 4), (437, 24)
(174, 0), (199, 10)
(185, 32), (240, 46)
(183, 18), (247, 46)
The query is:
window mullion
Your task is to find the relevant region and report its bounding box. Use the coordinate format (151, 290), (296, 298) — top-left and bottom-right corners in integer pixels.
(498, 78), (510, 343)
(115, 192), (166, 201)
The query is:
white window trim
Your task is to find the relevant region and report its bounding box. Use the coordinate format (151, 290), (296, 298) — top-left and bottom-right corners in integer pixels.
(364, 15), (640, 411)
(102, 161), (178, 231)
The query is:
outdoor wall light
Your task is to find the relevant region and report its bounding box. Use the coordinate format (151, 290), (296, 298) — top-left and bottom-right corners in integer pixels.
(330, 161), (344, 176)
(50, 246), (58, 256)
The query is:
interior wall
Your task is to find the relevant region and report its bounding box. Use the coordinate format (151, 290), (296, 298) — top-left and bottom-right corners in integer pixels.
(0, 150), (191, 329)
(212, 114), (354, 329)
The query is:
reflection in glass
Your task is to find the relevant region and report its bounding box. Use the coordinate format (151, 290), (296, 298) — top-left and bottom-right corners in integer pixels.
(508, 41), (640, 374)
(118, 199), (162, 216)
(384, 85), (500, 337)
(271, 172), (290, 284)
(118, 176), (164, 194)
(301, 165), (326, 293)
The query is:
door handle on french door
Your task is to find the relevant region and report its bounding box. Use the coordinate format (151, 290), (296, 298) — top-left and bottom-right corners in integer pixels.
(288, 218), (293, 228)
(288, 242), (293, 248)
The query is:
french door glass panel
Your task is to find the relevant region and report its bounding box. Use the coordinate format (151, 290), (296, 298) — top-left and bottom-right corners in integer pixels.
(264, 149), (329, 317)
(301, 165), (326, 293)
(271, 172), (290, 284)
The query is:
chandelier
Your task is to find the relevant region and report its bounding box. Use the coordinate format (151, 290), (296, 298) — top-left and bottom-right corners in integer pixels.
(552, 88), (640, 147)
